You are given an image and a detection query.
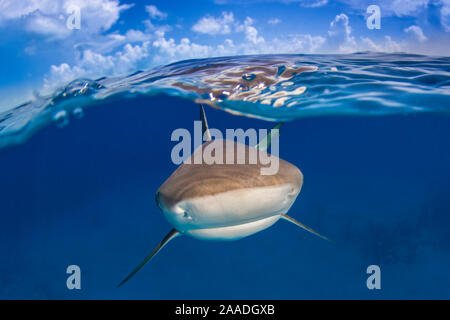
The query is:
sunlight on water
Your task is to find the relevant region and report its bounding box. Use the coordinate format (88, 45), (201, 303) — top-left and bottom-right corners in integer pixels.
(0, 53), (449, 149)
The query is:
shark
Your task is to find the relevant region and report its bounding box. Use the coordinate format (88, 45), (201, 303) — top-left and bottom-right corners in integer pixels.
(118, 105), (330, 287)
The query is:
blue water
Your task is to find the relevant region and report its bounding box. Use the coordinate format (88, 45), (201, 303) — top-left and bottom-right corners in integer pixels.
(0, 53), (450, 299)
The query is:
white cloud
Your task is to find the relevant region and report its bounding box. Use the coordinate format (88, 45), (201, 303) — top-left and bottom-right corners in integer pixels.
(380, 36), (403, 52)
(0, 0), (132, 38)
(300, 0), (328, 7)
(272, 34), (326, 53)
(192, 11), (235, 35)
(152, 31), (213, 62)
(43, 22), (327, 90)
(0, 0), (59, 20)
(24, 11), (72, 38)
(361, 36), (403, 52)
(192, 13), (265, 45)
(241, 17), (265, 44)
(44, 41), (152, 89)
(215, 0), (450, 32)
(340, 0), (429, 17)
(44, 29), (222, 89)
(221, 32), (325, 55)
(328, 13), (357, 52)
(124, 29), (152, 42)
(145, 5), (167, 20)
(328, 13), (404, 53)
(390, 0), (429, 16)
(21, 6), (443, 98)
(404, 25), (427, 42)
(43, 10), (410, 90)
(268, 18), (281, 25)
(441, 0), (450, 31)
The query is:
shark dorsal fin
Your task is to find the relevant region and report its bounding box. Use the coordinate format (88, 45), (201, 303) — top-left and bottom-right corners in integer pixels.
(200, 104), (212, 142)
(256, 122), (283, 151)
(118, 228), (181, 287)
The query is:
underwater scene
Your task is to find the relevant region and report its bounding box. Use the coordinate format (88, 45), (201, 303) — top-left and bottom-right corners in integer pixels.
(1, 53), (450, 299)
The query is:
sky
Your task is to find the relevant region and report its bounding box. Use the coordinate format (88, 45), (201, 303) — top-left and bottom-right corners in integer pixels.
(0, 0), (449, 110)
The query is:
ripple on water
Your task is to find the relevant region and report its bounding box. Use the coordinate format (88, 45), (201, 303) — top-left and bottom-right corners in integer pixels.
(0, 53), (449, 148)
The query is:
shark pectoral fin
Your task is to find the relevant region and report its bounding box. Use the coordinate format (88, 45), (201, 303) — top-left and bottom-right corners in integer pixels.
(118, 228), (181, 287)
(255, 122), (283, 151)
(200, 104), (212, 142)
(281, 214), (333, 243)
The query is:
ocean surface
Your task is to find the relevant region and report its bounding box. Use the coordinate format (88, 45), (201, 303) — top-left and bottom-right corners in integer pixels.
(0, 53), (450, 299)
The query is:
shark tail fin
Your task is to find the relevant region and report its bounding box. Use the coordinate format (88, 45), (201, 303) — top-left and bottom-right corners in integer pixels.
(256, 122), (283, 151)
(200, 104), (212, 142)
(281, 214), (333, 243)
(118, 228), (181, 287)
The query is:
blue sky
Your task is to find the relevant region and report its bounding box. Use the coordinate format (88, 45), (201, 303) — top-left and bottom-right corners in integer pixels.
(0, 0), (449, 110)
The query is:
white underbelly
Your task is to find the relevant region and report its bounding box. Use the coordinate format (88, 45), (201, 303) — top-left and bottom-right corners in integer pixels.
(185, 215), (282, 240)
(162, 183), (300, 239)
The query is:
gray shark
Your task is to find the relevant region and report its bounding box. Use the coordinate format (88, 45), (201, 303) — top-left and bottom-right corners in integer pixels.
(118, 105), (329, 287)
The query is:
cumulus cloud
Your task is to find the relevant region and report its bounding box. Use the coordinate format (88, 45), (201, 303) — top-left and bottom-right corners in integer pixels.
(322, 0), (450, 33)
(192, 12), (265, 46)
(0, 0), (132, 39)
(272, 34), (325, 53)
(361, 36), (403, 52)
(192, 11), (235, 35)
(240, 17), (265, 44)
(44, 29), (220, 89)
(388, 0), (429, 16)
(191, 12), (265, 46)
(6, 3), (427, 95)
(44, 41), (152, 88)
(152, 31), (212, 62)
(441, 0), (450, 31)
(328, 13), (404, 53)
(24, 11), (72, 38)
(145, 5), (167, 20)
(42, 10), (409, 90)
(328, 13), (357, 52)
(214, 0), (449, 32)
(404, 25), (427, 42)
(43, 23), (327, 89)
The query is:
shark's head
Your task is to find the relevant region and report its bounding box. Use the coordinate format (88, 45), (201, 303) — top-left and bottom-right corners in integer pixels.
(155, 140), (303, 240)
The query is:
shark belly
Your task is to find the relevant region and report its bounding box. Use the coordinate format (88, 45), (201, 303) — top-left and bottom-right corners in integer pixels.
(185, 215), (282, 240)
(163, 183), (300, 240)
